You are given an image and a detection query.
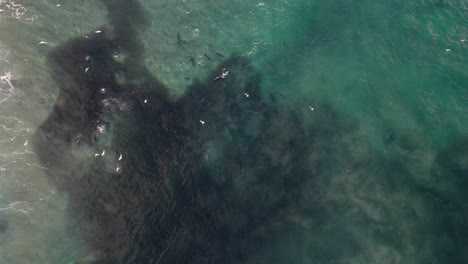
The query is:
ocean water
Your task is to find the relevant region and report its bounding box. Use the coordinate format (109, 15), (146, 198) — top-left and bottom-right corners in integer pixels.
(0, 0), (467, 263)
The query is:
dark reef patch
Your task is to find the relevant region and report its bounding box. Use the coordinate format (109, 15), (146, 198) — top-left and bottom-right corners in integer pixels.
(32, 0), (361, 263)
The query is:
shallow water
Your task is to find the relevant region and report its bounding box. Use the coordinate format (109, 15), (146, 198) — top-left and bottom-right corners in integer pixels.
(0, 0), (467, 263)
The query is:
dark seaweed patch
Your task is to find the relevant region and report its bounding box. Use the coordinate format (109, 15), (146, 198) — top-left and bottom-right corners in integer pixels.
(32, 0), (363, 263)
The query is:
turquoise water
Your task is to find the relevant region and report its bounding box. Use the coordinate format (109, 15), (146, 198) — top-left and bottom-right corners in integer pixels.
(0, 0), (467, 263)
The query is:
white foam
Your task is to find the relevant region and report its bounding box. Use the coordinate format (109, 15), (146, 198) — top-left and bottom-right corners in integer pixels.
(96, 124), (106, 134)
(0, 51), (10, 63)
(0, 71), (14, 89)
(0, 0), (37, 21)
(0, 71), (15, 105)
